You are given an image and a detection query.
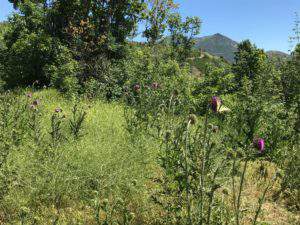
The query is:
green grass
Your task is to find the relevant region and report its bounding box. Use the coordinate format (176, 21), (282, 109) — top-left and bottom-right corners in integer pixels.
(0, 89), (159, 224)
(0, 89), (299, 225)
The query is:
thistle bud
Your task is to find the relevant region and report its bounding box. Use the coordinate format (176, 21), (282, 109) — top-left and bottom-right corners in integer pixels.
(32, 99), (40, 106)
(55, 107), (62, 113)
(133, 84), (141, 93)
(26, 92), (33, 98)
(188, 114), (197, 125)
(151, 82), (159, 89)
(29, 104), (37, 110)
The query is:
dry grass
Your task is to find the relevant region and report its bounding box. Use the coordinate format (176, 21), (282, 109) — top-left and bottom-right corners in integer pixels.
(240, 161), (299, 225)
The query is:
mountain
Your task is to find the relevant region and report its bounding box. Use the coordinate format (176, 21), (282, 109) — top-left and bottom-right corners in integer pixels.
(194, 33), (238, 63)
(194, 33), (290, 63)
(266, 50), (290, 60)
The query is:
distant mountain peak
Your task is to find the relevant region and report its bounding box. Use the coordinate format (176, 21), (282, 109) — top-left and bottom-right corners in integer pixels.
(212, 33), (226, 38)
(194, 33), (238, 62)
(194, 33), (288, 63)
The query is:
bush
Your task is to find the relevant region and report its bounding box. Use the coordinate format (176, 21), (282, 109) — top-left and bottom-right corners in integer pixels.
(44, 45), (81, 95)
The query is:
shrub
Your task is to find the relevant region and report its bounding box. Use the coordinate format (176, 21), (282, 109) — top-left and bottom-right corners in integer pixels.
(44, 45), (81, 95)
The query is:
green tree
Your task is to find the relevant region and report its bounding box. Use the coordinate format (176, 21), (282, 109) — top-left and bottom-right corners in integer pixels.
(232, 40), (268, 91)
(1, 1), (58, 87)
(168, 13), (201, 61)
(143, 0), (177, 45)
(3, 0), (146, 87)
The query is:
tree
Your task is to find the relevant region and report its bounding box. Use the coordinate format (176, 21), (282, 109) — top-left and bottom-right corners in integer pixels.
(3, 0), (146, 87)
(280, 44), (300, 131)
(232, 40), (268, 91)
(143, 0), (177, 45)
(168, 13), (201, 61)
(8, 0), (47, 9)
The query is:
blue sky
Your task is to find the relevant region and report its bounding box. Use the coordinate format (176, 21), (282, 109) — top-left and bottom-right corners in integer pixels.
(0, 0), (299, 52)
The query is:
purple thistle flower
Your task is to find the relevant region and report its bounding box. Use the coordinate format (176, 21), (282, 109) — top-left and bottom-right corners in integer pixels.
(211, 96), (222, 113)
(253, 138), (265, 153)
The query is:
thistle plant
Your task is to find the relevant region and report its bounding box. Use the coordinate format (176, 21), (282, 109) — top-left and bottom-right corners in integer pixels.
(148, 97), (232, 224)
(28, 99), (44, 145)
(69, 103), (87, 139)
(0, 92), (30, 199)
(50, 108), (65, 147)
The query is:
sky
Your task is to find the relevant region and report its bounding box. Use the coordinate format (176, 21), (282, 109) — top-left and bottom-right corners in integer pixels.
(0, 0), (299, 53)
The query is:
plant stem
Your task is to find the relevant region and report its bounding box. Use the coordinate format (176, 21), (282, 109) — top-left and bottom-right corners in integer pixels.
(232, 156), (237, 216)
(236, 159), (249, 225)
(185, 121), (192, 225)
(253, 175), (277, 225)
(199, 109), (209, 225)
(207, 158), (226, 225)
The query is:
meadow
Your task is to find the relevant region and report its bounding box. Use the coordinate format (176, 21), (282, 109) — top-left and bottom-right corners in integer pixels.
(0, 1), (299, 224)
(0, 88), (298, 224)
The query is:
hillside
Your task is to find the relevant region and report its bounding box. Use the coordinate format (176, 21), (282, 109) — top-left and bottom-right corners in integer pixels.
(266, 50), (290, 59)
(194, 33), (290, 63)
(194, 33), (238, 63)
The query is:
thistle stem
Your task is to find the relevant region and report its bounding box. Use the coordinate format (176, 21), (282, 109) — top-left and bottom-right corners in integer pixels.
(253, 175), (277, 225)
(236, 159), (249, 225)
(199, 108), (209, 225)
(185, 121), (192, 225)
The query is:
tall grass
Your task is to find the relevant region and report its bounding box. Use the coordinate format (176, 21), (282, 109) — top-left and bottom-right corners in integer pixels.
(0, 89), (158, 224)
(0, 89), (298, 224)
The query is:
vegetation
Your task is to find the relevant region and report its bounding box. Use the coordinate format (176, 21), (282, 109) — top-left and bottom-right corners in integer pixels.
(0, 0), (299, 224)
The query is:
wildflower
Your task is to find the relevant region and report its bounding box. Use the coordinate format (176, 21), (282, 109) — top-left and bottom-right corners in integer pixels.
(133, 84), (141, 93)
(32, 99), (40, 106)
(55, 107), (62, 113)
(253, 138), (265, 153)
(29, 104), (36, 110)
(151, 82), (159, 89)
(26, 92), (32, 98)
(188, 114), (197, 125)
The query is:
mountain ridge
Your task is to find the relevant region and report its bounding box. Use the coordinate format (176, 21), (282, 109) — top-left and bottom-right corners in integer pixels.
(194, 33), (289, 63)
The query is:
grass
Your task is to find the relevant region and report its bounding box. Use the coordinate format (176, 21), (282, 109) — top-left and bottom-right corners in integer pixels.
(0, 89), (299, 224)
(0, 89), (159, 224)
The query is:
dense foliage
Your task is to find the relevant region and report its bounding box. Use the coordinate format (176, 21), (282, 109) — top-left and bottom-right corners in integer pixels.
(0, 0), (299, 224)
